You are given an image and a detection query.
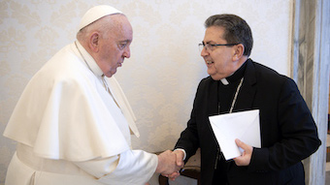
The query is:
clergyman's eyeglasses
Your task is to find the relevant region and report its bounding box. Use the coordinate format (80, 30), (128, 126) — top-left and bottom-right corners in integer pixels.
(198, 42), (240, 52)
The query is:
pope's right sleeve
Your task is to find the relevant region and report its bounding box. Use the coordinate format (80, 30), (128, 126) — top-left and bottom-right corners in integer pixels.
(74, 149), (158, 185)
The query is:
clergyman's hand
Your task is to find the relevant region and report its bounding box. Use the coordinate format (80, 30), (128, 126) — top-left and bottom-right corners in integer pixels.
(167, 150), (184, 181)
(233, 139), (253, 166)
(156, 150), (181, 175)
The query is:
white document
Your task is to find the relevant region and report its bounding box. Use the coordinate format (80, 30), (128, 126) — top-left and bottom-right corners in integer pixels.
(209, 110), (261, 160)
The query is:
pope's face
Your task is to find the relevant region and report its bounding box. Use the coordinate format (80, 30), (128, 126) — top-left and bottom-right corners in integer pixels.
(97, 15), (133, 77)
(201, 26), (237, 80)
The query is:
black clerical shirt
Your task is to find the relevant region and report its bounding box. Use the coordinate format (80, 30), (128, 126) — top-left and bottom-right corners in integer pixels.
(217, 61), (247, 114)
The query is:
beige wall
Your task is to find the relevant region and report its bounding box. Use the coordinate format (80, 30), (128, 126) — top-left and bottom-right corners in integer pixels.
(0, 0), (292, 184)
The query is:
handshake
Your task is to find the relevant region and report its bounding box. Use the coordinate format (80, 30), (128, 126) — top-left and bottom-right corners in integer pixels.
(156, 150), (185, 181)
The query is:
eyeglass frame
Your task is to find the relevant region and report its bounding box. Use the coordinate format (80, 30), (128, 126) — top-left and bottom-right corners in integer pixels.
(198, 41), (240, 52)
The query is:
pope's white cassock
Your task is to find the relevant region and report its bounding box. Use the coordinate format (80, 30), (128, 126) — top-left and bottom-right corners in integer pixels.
(3, 40), (158, 185)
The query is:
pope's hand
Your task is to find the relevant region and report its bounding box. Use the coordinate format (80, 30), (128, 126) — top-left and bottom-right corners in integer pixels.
(233, 139), (253, 166)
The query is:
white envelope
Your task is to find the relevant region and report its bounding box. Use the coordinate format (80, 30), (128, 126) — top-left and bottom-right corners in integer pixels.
(209, 109), (261, 160)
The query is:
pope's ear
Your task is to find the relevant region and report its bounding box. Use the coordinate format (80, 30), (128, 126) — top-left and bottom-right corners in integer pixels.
(233, 44), (244, 60)
(89, 32), (100, 52)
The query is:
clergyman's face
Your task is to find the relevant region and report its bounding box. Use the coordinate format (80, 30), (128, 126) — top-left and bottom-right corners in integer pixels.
(201, 26), (237, 80)
(98, 15), (133, 77)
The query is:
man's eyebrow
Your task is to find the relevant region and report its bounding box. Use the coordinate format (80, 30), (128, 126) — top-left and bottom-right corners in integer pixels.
(119, 39), (131, 43)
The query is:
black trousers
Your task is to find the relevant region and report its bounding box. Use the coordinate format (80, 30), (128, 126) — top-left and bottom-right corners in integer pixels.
(212, 154), (230, 185)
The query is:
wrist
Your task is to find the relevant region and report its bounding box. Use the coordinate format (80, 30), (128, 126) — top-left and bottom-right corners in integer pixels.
(174, 148), (186, 160)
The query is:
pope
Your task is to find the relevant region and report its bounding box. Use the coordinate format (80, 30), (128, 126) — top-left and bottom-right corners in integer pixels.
(3, 5), (182, 185)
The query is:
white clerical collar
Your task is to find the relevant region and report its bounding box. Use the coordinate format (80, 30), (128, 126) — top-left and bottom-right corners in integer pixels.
(74, 41), (103, 77)
(220, 78), (229, 85)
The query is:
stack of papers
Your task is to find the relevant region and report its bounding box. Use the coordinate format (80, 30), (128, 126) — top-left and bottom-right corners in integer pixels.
(209, 110), (261, 160)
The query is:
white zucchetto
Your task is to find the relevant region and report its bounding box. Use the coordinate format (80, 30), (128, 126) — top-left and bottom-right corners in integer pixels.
(78, 5), (123, 31)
